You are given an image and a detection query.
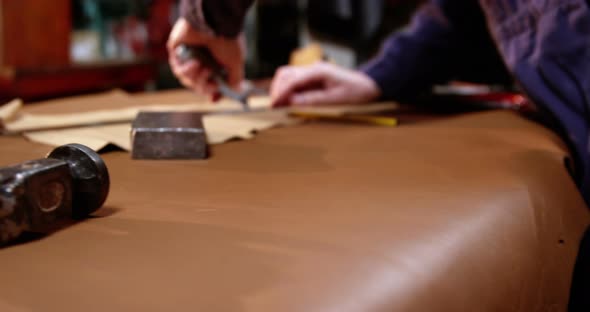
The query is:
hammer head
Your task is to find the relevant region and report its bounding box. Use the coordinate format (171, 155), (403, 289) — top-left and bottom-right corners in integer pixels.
(131, 111), (208, 160)
(47, 143), (110, 218)
(0, 144), (110, 244)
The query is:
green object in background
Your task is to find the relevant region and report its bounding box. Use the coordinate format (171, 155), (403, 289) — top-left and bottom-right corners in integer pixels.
(72, 0), (148, 59)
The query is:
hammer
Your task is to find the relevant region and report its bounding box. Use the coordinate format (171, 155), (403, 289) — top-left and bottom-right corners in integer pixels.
(0, 144), (110, 244)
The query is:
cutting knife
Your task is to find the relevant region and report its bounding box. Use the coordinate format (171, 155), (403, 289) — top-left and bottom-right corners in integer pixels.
(175, 44), (250, 110)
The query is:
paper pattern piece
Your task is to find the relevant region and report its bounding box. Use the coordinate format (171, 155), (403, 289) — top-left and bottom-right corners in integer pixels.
(23, 110), (298, 151)
(4, 96), (273, 133)
(0, 99), (22, 125)
(1, 94), (298, 151)
(0, 91), (398, 152)
(23, 124), (133, 151)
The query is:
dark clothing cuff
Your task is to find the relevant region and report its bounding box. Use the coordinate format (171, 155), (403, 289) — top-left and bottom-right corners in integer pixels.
(180, 0), (254, 38)
(179, 0), (215, 36)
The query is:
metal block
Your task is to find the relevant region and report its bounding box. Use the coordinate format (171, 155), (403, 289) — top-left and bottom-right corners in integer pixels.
(131, 112), (208, 160)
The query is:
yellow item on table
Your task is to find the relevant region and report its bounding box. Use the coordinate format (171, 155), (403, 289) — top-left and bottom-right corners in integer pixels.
(289, 111), (398, 127)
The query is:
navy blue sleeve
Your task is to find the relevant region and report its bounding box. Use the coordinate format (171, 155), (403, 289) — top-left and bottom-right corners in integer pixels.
(361, 0), (509, 101)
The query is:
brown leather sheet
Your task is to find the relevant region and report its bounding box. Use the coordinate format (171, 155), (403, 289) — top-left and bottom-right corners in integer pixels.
(0, 90), (588, 311)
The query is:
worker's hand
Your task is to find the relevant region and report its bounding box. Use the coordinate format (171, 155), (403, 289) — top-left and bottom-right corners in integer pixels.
(270, 62), (381, 107)
(167, 18), (245, 100)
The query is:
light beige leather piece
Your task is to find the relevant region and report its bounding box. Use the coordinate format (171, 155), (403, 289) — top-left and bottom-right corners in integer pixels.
(0, 90), (587, 312)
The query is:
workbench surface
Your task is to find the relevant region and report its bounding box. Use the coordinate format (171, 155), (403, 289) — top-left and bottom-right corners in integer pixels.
(0, 90), (587, 311)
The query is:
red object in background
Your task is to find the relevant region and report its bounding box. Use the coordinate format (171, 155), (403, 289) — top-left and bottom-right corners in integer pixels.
(0, 61), (157, 103)
(434, 82), (536, 113)
(112, 16), (149, 58)
(0, 0), (180, 102)
(147, 0), (176, 61)
(462, 92), (534, 112)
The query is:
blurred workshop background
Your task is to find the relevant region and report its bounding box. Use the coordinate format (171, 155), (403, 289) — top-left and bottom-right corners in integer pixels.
(0, 0), (420, 103)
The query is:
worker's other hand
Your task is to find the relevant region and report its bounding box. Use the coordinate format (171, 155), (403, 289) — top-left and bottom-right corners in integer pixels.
(167, 18), (245, 100)
(270, 62), (381, 107)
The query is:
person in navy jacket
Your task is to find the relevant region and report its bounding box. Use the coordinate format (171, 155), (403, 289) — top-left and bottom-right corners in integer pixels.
(168, 0), (590, 204)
